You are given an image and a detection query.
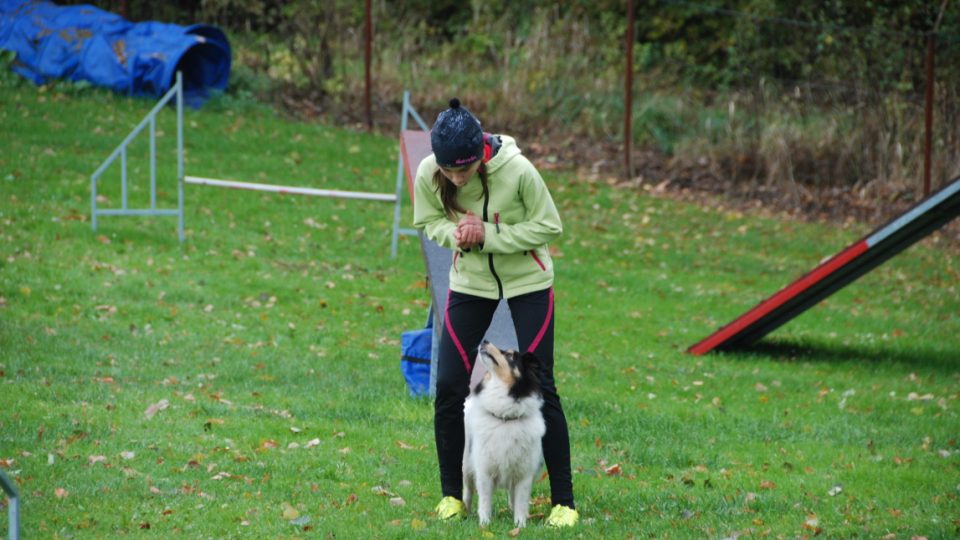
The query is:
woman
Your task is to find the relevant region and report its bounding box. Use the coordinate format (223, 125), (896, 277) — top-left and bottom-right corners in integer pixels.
(412, 98), (578, 528)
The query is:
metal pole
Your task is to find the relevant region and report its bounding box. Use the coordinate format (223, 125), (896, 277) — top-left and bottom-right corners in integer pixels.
(1, 469), (20, 540)
(150, 115), (157, 209)
(91, 171), (98, 232)
(364, 0), (373, 131)
(390, 91), (412, 258)
(121, 148), (128, 209)
(624, 0), (635, 180)
(177, 71), (185, 242)
(923, 33), (935, 197)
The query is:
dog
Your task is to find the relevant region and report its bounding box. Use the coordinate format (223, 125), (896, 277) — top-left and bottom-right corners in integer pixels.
(462, 341), (545, 528)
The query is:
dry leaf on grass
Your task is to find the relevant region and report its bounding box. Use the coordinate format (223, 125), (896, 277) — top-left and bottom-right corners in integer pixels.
(144, 399), (169, 419)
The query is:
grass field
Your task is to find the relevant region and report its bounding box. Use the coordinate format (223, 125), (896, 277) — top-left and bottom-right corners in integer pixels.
(1, 76), (959, 539)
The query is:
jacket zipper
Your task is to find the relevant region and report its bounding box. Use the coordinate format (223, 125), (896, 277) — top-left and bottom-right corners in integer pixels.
(483, 193), (504, 299)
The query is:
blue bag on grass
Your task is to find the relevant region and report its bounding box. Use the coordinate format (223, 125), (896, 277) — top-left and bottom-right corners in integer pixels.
(400, 317), (432, 397)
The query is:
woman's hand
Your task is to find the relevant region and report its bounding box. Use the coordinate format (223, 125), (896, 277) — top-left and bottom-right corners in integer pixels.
(453, 211), (485, 249)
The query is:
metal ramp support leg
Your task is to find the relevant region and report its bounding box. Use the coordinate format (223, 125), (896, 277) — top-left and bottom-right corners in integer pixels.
(1, 469), (19, 540)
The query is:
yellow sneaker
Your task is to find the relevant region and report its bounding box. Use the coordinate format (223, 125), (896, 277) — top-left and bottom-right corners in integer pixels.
(546, 504), (579, 527)
(434, 496), (467, 520)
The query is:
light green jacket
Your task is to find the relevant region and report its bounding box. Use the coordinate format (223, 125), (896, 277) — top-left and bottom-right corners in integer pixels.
(413, 135), (562, 300)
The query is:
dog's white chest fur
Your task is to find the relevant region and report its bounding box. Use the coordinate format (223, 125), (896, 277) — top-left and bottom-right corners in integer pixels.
(461, 342), (545, 528)
(464, 394), (545, 482)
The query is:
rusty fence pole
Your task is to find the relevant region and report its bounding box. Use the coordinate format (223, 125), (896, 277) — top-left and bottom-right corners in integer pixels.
(364, 0), (373, 131)
(624, 0), (635, 179)
(923, 32), (935, 197)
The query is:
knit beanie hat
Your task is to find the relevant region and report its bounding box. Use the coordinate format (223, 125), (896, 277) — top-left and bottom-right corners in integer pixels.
(431, 98), (484, 168)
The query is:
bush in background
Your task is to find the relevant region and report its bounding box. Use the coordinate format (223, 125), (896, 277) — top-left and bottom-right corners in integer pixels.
(47, 0), (960, 196)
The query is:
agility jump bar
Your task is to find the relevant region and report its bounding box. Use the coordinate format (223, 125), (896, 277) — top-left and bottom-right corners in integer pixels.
(689, 176), (960, 355)
(184, 176), (397, 202)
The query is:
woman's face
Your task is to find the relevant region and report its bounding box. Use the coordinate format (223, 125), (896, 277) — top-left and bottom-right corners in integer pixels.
(439, 160), (482, 187)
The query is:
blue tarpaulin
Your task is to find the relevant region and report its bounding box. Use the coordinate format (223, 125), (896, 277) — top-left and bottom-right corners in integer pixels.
(0, 0), (230, 106)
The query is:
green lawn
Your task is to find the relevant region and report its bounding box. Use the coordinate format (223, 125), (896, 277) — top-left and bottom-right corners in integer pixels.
(1, 77), (958, 539)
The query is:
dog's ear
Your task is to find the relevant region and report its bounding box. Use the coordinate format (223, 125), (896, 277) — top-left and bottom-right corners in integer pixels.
(521, 352), (541, 375)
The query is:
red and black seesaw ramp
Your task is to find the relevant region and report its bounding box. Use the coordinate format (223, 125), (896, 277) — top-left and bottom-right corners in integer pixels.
(688, 176), (960, 356)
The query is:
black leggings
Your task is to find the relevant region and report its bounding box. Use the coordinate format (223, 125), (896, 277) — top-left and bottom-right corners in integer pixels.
(434, 287), (575, 508)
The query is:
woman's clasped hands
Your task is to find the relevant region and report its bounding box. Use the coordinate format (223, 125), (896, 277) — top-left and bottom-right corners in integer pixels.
(453, 211), (485, 250)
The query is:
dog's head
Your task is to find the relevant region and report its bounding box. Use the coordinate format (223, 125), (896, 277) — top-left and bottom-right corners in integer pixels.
(475, 340), (542, 400)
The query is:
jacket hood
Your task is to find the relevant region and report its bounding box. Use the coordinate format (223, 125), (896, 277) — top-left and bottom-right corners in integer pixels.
(484, 135), (521, 174)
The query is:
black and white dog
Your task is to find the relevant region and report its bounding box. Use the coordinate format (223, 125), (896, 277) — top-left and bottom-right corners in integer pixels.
(462, 341), (545, 528)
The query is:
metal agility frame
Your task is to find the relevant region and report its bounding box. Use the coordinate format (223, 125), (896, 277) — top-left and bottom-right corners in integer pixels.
(1, 469), (19, 540)
(91, 72), (185, 241)
(90, 75), (419, 256)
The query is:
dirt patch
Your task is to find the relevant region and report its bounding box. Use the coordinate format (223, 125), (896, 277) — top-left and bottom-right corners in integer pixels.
(521, 138), (960, 251)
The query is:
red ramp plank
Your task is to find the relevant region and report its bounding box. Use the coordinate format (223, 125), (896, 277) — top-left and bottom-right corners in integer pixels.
(400, 130), (431, 201)
(689, 176), (960, 355)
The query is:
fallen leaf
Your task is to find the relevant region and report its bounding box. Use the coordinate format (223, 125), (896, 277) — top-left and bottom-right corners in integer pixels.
(88, 455), (107, 465)
(55, 487), (69, 499)
(260, 439), (279, 449)
(305, 438), (321, 448)
(828, 484), (843, 496)
(395, 440), (417, 450)
(389, 497), (405, 506)
(290, 516), (311, 526)
(281, 502), (299, 520)
(604, 463), (622, 476)
(144, 399), (169, 419)
(803, 515), (822, 534)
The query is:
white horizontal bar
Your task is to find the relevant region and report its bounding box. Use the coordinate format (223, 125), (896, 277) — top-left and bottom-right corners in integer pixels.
(184, 176), (397, 202)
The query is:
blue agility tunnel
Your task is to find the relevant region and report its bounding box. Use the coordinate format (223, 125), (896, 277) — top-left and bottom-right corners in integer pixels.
(0, 0), (230, 106)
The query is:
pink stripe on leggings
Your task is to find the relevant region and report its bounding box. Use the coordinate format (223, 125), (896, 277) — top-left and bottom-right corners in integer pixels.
(527, 288), (554, 354)
(444, 289), (472, 371)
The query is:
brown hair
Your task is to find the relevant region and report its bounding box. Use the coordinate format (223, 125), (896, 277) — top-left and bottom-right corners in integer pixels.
(432, 166), (489, 219)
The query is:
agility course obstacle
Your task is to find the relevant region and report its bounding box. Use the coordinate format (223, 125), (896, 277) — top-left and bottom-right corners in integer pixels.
(183, 176), (396, 202)
(91, 72), (185, 241)
(689, 175), (960, 355)
(398, 101), (517, 393)
(1, 468), (20, 540)
(91, 74), (414, 254)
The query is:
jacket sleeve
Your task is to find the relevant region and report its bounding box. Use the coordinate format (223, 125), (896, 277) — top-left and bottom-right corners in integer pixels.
(412, 157), (460, 250)
(479, 165), (562, 254)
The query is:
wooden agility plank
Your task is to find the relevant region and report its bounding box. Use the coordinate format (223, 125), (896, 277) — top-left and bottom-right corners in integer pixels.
(689, 176), (960, 355)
